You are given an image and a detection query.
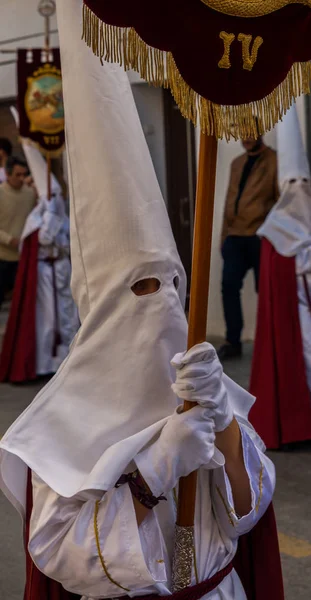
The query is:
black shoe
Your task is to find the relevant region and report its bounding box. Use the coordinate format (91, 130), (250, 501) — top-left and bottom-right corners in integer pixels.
(217, 343), (242, 361)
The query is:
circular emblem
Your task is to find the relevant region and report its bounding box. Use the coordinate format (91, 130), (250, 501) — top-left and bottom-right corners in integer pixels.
(38, 0), (56, 18)
(25, 64), (64, 135)
(200, 0), (311, 17)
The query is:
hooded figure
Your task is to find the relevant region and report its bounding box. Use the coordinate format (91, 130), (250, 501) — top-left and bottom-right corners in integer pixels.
(0, 109), (79, 382)
(0, 1), (278, 599)
(250, 103), (311, 449)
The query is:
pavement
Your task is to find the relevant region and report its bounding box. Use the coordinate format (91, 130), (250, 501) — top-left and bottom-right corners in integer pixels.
(0, 326), (310, 598)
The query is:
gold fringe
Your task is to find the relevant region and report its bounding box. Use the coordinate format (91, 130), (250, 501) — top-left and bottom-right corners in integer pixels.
(82, 4), (311, 140)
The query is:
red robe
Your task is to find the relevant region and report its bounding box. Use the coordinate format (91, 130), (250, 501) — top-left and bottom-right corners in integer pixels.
(250, 238), (311, 449)
(0, 232), (38, 383)
(234, 504), (284, 599)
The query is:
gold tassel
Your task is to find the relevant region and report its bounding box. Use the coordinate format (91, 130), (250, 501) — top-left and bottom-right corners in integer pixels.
(82, 5), (311, 141)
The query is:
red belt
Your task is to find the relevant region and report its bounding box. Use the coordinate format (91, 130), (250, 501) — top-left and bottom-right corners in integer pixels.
(123, 562), (233, 600)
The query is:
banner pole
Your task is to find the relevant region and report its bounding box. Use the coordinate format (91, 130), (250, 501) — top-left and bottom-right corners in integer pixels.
(47, 153), (52, 201)
(43, 7), (51, 201)
(172, 132), (218, 591)
(178, 132), (218, 518)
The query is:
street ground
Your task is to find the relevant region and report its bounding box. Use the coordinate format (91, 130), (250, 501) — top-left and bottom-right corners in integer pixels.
(0, 312), (310, 599)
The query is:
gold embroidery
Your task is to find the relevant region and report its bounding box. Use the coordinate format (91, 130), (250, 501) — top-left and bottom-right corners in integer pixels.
(255, 462), (264, 513)
(156, 559), (165, 563)
(82, 4), (311, 140)
(94, 500), (130, 592)
(192, 538), (199, 585)
(216, 485), (235, 527)
(200, 0), (311, 18)
(238, 34), (264, 71)
(218, 32), (235, 69)
(172, 525), (195, 591)
(172, 487), (199, 584)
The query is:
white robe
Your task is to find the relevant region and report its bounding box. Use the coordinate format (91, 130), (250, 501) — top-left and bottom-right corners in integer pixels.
(28, 422), (274, 600)
(36, 212), (79, 375)
(21, 198), (79, 376)
(296, 248), (311, 393)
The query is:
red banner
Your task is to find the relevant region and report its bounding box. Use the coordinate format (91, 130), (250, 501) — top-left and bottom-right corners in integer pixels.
(82, 0), (311, 137)
(83, 0), (311, 106)
(17, 48), (65, 156)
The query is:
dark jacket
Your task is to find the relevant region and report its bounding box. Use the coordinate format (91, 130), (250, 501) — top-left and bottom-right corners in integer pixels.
(221, 147), (278, 245)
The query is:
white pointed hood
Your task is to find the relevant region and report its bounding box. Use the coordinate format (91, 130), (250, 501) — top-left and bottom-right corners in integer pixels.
(0, 0), (187, 514)
(258, 103), (311, 265)
(277, 103), (310, 187)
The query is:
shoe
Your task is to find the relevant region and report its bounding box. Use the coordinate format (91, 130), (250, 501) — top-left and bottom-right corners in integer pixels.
(217, 343), (242, 361)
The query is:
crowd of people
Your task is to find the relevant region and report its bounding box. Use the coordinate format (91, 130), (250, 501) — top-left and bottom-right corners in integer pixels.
(0, 128), (78, 383)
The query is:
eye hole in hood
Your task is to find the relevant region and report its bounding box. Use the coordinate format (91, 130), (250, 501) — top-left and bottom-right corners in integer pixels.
(131, 278), (161, 296)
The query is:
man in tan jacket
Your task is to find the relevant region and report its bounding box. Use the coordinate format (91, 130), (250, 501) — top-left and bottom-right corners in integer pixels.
(218, 132), (278, 360)
(0, 156), (36, 308)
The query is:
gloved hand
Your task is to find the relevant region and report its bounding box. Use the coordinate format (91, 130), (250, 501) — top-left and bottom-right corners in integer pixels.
(171, 342), (234, 433)
(135, 405), (220, 497)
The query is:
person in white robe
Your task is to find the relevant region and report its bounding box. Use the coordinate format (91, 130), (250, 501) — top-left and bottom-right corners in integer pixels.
(0, 1), (275, 599)
(7, 107), (79, 377)
(21, 188), (79, 376)
(258, 103), (311, 392)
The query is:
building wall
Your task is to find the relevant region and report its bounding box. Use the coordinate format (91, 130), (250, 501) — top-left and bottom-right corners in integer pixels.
(131, 83), (168, 203)
(203, 95), (306, 340)
(204, 128), (276, 341)
(0, 0), (58, 100)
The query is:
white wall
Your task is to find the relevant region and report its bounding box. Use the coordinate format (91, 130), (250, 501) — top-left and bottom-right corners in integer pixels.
(0, 0), (58, 100)
(131, 83), (167, 202)
(203, 95), (306, 340)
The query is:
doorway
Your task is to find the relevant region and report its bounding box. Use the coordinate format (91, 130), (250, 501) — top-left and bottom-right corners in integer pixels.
(163, 89), (196, 306)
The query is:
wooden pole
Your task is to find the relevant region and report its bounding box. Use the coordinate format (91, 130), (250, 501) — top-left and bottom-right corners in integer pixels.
(177, 132), (218, 527)
(47, 153), (52, 201)
(45, 13), (51, 202)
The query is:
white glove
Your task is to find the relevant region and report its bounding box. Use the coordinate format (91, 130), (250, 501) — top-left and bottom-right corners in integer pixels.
(171, 342), (234, 432)
(135, 406), (219, 498)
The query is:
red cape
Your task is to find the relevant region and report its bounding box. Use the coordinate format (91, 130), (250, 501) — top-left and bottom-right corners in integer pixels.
(0, 232), (38, 383)
(24, 472), (283, 600)
(234, 504), (284, 599)
(250, 238), (311, 449)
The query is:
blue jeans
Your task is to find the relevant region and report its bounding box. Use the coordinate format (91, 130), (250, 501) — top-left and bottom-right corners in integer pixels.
(221, 235), (261, 345)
